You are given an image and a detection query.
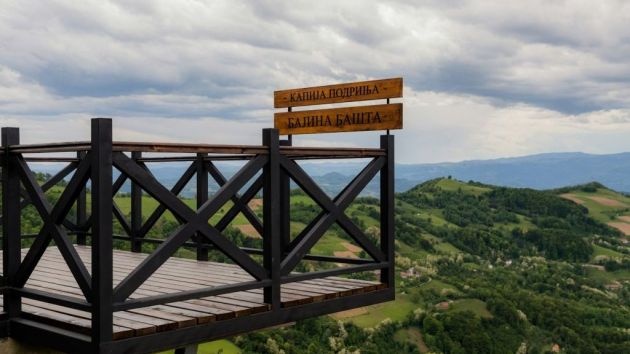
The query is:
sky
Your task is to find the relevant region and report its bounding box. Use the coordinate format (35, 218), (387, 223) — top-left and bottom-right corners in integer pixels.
(1, 0), (629, 163)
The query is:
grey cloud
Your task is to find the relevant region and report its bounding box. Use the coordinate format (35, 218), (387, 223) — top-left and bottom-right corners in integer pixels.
(0, 0), (630, 164)
(3, 0), (627, 113)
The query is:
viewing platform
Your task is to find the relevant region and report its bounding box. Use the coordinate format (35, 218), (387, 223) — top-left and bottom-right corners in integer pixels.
(0, 118), (395, 353)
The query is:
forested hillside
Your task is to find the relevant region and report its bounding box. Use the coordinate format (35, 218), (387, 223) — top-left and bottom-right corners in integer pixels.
(233, 178), (630, 354)
(11, 175), (630, 353)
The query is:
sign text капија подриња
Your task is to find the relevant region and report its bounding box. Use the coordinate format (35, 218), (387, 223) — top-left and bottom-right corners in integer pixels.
(274, 78), (402, 108)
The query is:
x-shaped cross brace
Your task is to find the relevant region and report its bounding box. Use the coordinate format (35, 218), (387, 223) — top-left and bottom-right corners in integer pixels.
(14, 155), (93, 300)
(206, 161), (263, 235)
(112, 152), (268, 302)
(279, 155), (386, 275)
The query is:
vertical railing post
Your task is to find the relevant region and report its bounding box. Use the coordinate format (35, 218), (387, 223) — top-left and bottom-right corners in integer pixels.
(76, 151), (88, 246)
(196, 153), (209, 261)
(380, 134), (395, 287)
(91, 118), (113, 348)
(130, 151), (142, 252)
(263, 129), (281, 309)
(2, 127), (21, 319)
(279, 139), (291, 252)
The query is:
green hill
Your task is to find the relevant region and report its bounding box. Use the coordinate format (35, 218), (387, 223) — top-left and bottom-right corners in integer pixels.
(279, 178), (630, 353)
(19, 175), (630, 353)
(554, 182), (630, 238)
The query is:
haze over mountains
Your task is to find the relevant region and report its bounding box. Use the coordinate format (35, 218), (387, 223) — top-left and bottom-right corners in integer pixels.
(304, 152), (630, 194)
(206, 152), (629, 195)
(35, 152), (630, 196)
(398, 152), (630, 193)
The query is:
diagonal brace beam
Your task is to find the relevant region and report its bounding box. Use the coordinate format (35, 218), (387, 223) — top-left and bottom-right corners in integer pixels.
(137, 162), (196, 238)
(0, 162), (78, 225)
(279, 156), (385, 275)
(279, 155), (385, 262)
(215, 175), (263, 232)
(207, 161), (263, 235)
(14, 155), (93, 300)
(112, 153), (268, 302)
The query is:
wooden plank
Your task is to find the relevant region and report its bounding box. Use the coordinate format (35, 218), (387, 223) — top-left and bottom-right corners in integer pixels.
(274, 78), (402, 108)
(25, 260), (259, 321)
(128, 308), (197, 328)
(114, 311), (179, 332)
(22, 304), (135, 340)
(24, 274), (225, 330)
(23, 299), (157, 337)
(147, 305), (215, 324)
(28, 247), (378, 305)
(33, 253), (271, 308)
(28, 247), (378, 297)
(7, 246), (385, 339)
(25, 269), (248, 321)
(167, 301), (234, 321)
(29, 258), (306, 312)
(274, 103), (402, 135)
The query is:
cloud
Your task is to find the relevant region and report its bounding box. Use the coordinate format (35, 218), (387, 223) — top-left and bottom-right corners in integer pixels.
(0, 0), (629, 163)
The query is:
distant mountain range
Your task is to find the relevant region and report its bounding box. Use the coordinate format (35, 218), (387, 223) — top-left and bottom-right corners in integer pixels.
(300, 152), (630, 195)
(35, 152), (630, 196)
(395, 152), (630, 193)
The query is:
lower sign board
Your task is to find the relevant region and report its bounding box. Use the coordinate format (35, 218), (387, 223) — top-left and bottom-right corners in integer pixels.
(274, 103), (402, 135)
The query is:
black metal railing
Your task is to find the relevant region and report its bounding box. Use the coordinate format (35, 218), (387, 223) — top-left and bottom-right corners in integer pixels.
(0, 118), (395, 351)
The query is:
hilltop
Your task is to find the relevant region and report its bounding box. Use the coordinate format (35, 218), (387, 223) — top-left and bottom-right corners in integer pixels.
(554, 182), (630, 238)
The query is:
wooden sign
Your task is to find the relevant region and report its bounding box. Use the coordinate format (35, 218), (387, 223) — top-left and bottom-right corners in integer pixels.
(274, 103), (402, 135)
(274, 78), (402, 108)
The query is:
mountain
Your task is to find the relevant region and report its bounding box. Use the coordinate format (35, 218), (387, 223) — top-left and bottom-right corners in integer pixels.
(296, 151), (630, 194)
(397, 152), (630, 192)
(34, 152), (630, 197)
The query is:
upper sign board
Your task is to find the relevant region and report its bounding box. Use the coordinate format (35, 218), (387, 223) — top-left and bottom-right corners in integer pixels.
(274, 77), (403, 108)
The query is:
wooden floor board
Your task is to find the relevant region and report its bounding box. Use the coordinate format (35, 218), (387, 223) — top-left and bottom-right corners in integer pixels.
(0, 245), (383, 339)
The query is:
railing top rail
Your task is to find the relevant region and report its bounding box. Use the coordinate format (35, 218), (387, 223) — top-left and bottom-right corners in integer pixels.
(9, 141), (91, 153)
(112, 141), (269, 154)
(8, 140), (385, 158)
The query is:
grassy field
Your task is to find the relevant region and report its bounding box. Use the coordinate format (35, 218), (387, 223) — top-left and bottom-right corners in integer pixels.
(586, 267), (630, 282)
(335, 294), (417, 328)
(423, 234), (461, 255)
(448, 299), (493, 319)
(394, 328), (428, 353)
(433, 241), (461, 255)
(418, 279), (459, 293)
(110, 192), (376, 257)
(113, 196), (253, 226)
(397, 240), (431, 261)
(559, 187), (630, 224)
(591, 244), (626, 260)
(309, 231), (351, 256)
(435, 178), (491, 196)
(157, 340), (240, 354)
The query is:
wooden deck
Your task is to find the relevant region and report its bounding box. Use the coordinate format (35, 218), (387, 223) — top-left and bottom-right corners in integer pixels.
(0, 246), (383, 340)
